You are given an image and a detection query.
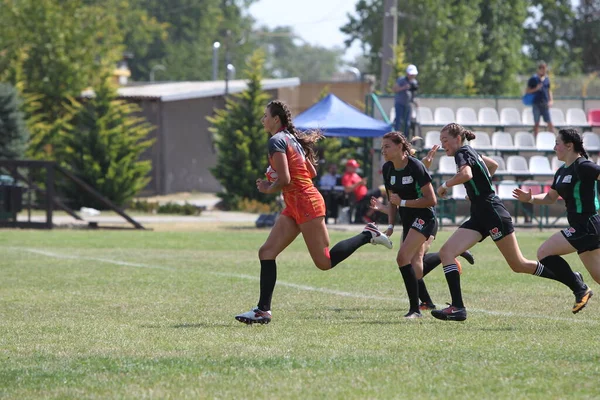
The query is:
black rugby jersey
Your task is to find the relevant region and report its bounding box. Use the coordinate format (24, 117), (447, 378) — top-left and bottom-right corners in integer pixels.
(454, 145), (495, 201)
(551, 157), (600, 214)
(382, 157), (434, 220)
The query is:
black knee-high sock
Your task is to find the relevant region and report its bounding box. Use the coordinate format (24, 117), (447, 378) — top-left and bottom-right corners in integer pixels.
(418, 279), (433, 304)
(539, 256), (584, 292)
(443, 263), (464, 308)
(329, 232), (371, 268)
(422, 252), (442, 277)
(400, 264), (420, 313)
(257, 260), (277, 311)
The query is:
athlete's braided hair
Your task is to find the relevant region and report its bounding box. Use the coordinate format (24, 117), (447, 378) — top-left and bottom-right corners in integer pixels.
(559, 128), (589, 159)
(267, 100), (324, 165)
(442, 123), (476, 142)
(383, 131), (412, 155)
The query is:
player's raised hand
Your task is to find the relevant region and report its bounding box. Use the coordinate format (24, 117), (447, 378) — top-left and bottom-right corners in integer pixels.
(422, 145), (440, 170)
(512, 187), (532, 203)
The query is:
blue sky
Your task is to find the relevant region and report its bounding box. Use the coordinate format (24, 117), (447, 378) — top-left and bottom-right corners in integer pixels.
(248, 0), (363, 62)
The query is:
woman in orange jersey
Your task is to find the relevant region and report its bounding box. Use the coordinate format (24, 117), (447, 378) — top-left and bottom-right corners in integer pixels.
(235, 100), (393, 325)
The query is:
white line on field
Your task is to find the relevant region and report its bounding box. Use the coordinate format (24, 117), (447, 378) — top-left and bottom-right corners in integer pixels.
(211, 272), (398, 301)
(214, 271), (600, 324)
(12, 247), (175, 271)
(6, 247), (599, 324)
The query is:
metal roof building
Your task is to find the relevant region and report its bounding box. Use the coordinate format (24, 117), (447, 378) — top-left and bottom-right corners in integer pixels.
(106, 78), (300, 194)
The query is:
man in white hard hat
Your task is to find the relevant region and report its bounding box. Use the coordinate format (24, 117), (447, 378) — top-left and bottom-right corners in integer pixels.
(393, 64), (419, 136)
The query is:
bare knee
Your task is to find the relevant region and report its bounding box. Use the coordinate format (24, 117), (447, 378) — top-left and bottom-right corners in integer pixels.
(506, 257), (535, 274)
(396, 253), (412, 267)
(438, 246), (455, 264)
(314, 258), (332, 271)
(259, 244), (278, 260)
(537, 247), (551, 261)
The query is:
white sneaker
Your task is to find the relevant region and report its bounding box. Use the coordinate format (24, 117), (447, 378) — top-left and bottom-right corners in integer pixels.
(235, 307), (272, 325)
(363, 223), (393, 249)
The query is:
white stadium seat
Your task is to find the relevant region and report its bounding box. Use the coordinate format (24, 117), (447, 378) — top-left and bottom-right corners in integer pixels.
(456, 107), (479, 126)
(491, 132), (514, 151)
(438, 155), (456, 174)
(506, 156), (529, 174)
(551, 156), (563, 171)
(424, 130), (441, 149)
(583, 132), (600, 151)
(469, 132), (492, 150)
(389, 107), (395, 124)
(417, 107), (435, 125)
(500, 108), (522, 126)
(566, 108), (590, 127)
(529, 155), (554, 175)
(451, 183), (468, 200)
(478, 107), (501, 126)
(536, 132), (556, 151)
(489, 155), (507, 175)
(549, 108), (566, 126)
(434, 107), (455, 125)
(497, 181), (519, 200)
(514, 132), (536, 150)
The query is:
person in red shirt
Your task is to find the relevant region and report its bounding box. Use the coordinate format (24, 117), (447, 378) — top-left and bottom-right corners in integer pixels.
(342, 159), (382, 223)
(342, 159), (368, 201)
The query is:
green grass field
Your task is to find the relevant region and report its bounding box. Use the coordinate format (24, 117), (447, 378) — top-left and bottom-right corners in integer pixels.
(1, 226), (599, 399)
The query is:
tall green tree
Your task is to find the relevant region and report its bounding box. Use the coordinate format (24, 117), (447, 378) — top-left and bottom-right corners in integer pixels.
(209, 50), (272, 209)
(523, 0), (580, 75)
(0, 0), (124, 158)
(56, 78), (155, 209)
(476, 0), (527, 95)
(0, 83), (29, 160)
(340, 0), (384, 77)
(573, 0), (600, 73)
(121, 0), (257, 81)
(342, 0), (484, 95)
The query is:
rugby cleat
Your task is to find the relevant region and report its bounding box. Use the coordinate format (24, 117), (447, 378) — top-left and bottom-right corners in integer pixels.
(235, 307), (272, 325)
(419, 302), (437, 311)
(573, 272), (593, 314)
(431, 303), (467, 321)
(362, 223), (393, 249)
(460, 250), (475, 265)
(404, 311), (423, 319)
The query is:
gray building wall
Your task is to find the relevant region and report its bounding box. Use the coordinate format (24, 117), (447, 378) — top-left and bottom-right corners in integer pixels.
(125, 88), (280, 195)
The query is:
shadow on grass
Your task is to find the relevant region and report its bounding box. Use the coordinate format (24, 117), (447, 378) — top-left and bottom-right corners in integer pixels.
(221, 225), (264, 231)
(140, 323), (232, 329)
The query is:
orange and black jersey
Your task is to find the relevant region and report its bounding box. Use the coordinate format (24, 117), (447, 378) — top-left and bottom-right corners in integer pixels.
(268, 130), (313, 193)
(551, 157), (600, 216)
(454, 145), (495, 202)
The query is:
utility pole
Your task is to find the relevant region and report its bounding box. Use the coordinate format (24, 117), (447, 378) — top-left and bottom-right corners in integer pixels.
(380, 0), (398, 93)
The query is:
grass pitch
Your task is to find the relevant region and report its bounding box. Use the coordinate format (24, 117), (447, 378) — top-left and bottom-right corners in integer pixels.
(1, 226), (599, 399)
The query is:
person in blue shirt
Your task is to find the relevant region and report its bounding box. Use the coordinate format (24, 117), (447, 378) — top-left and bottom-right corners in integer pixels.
(393, 64), (419, 137)
(526, 61), (554, 136)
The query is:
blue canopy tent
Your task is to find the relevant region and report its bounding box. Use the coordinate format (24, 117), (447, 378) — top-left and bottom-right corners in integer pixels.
(294, 93), (391, 183)
(294, 93), (391, 137)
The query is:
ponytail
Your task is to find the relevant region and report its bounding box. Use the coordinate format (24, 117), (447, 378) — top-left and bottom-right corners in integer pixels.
(267, 100), (324, 165)
(441, 123), (476, 143)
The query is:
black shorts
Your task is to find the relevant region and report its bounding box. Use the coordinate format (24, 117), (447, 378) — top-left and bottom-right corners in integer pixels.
(460, 197), (514, 242)
(561, 214), (600, 254)
(402, 214), (438, 241)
